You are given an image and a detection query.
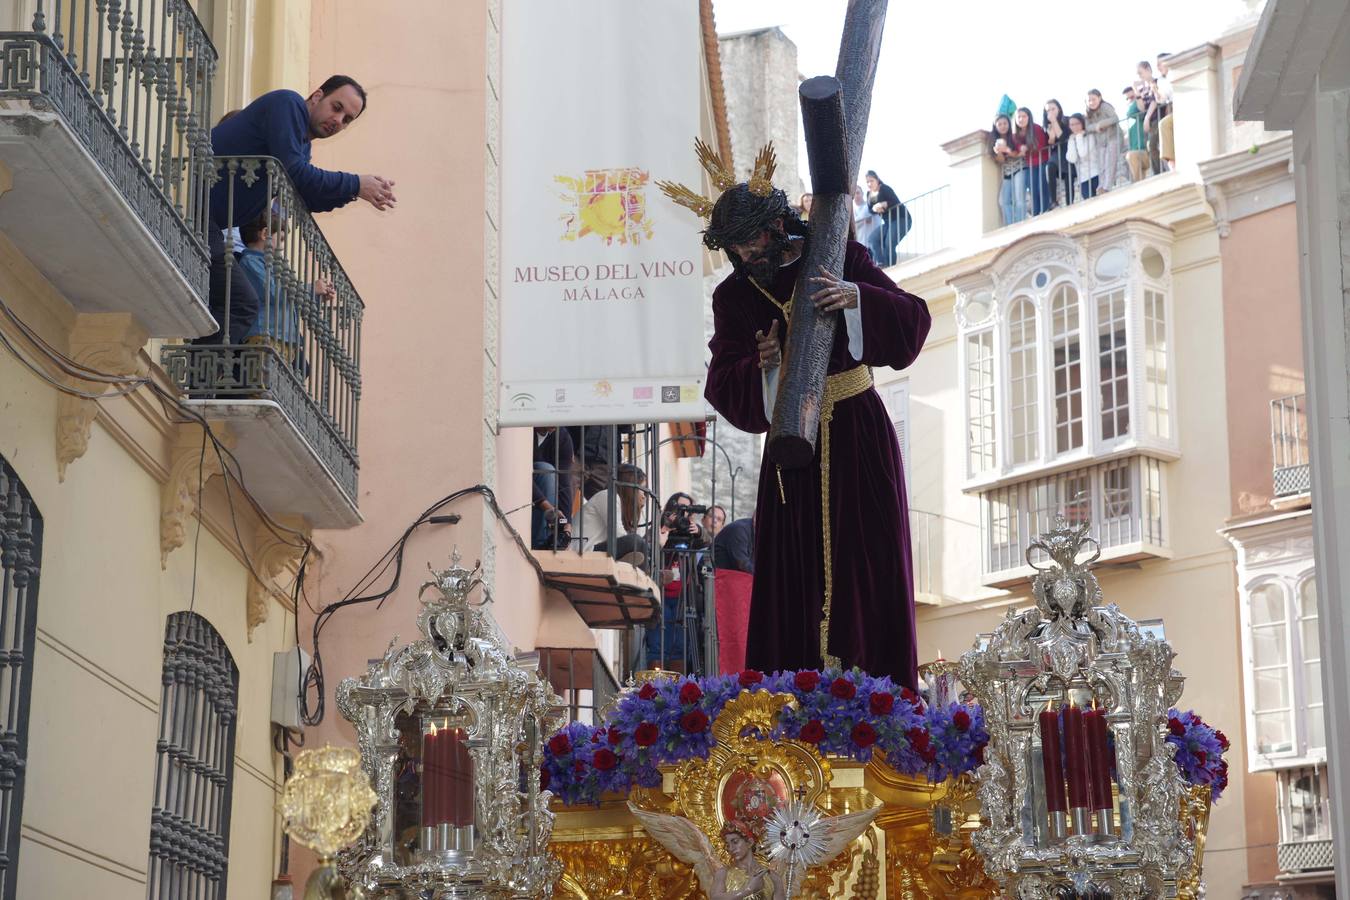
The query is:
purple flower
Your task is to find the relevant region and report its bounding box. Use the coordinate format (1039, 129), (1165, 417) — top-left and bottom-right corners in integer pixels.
(1166, 708), (1229, 802)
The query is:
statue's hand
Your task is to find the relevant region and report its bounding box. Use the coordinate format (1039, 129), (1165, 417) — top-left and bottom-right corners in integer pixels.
(810, 265), (860, 312)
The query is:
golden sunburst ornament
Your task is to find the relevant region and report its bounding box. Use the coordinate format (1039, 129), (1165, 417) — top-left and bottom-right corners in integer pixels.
(657, 138), (780, 221)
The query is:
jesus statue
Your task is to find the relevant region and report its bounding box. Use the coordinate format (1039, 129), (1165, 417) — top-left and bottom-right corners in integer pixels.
(664, 145), (930, 688)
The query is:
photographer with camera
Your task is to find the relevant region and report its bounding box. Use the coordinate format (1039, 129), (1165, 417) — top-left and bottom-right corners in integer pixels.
(645, 493), (714, 671)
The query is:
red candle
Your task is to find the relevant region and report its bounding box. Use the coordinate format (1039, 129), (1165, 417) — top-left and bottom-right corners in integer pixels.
(1087, 709), (1115, 810)
(1062, 703), (1091, 810)
(1039, 705), (1067, 813)
(449, 728), (475, 827)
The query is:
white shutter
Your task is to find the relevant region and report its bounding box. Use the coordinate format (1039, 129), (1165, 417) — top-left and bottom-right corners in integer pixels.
(885, 380), (911, 491)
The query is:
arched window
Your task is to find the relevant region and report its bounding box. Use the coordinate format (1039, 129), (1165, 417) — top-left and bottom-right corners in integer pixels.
(1096, 289), (1130, 441)
(1007, 298), (1038, 464)
(1051, 284), (1083, 454)
(966, 330), (996, 475)
(0, 455), (41, 900)
(146, 613), (238, 900)
(1250, 581), (1293, 756)
(1298, 578), (1323, 750)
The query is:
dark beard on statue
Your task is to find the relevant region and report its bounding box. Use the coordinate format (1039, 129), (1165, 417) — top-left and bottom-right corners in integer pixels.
(737, 230), (794, 282)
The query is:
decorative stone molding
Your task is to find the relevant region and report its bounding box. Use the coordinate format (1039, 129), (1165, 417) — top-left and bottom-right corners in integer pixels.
(247, 517), (309, 641)
(160, 423), (234, 569)
(54, 313), (148, 481)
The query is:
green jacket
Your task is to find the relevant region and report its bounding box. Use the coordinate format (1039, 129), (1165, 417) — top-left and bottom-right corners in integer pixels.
(1125, 101), (1147, 152)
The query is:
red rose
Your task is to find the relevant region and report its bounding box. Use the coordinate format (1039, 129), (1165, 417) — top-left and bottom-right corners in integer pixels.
(739, 669), (765, 687)
(1168, 717), (1185, 737)
(548, 732), (571, 755)
(900, 687), (919, 705)
(920, 745), (938, 763)
(1194, 750), (1207, 766)
(679, 681), (703, 705)
(634, 722), (659, 747)
(799, 719), (827, 743)
(952, 709), (972, 732)
(607, 726), (622, 745)
(907, 727), (931, 752)
(591, 730), (602, 743)
(1216, 730), (1230, 751)
(540, 765), (551, 791)
(851, 722), (878, 748)
(794, 670), (821, 692)
(680, 709), (709, 733)
(638, 683), (658, 701)
(573, 760), (586, 775)
(830, 678), (857, 700)
(869, 692), (895, 715)
(592, 748), (618, 771)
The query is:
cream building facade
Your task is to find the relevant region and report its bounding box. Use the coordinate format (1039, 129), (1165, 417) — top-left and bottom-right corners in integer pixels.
(880, 14), (1327, 898)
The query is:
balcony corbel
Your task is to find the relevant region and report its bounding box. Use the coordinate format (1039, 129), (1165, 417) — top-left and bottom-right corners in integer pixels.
(54, 312), (148, 481)
(160, 422), (233, 569)
(247, 517), (308, 641)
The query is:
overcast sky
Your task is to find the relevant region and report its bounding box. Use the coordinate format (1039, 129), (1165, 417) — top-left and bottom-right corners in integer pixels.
(714, 0), (1261, 198)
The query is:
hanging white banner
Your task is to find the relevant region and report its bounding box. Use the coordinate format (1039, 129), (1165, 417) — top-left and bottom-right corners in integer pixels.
(498, 0), (707, 427)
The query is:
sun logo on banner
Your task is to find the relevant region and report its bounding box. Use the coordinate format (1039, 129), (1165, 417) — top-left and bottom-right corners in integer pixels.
(555, 167), (654, 245)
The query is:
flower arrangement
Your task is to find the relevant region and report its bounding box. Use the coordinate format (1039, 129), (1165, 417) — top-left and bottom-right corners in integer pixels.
(922, 701), (990, 782)
(1166, 708), (1230, 801)
(542, 668), (957, 806)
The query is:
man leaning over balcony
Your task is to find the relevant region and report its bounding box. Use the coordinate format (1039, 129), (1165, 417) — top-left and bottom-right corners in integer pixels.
(197, 75), (397, 346)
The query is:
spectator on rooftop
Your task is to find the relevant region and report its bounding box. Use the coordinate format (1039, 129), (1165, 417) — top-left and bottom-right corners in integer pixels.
(852, 184), (880, 249)
(990, 114), (1026, 225)
(1136, 61), (1162, 174)
(1066, 113), (1100, 200)
(864, 170), (910, 266)
(200, 76), (395, 347)
(1155, 53), (1175, 170)
(1043, 99), (1074, 210)
(1016, 107), (1051, 216)
(1084, 89), (1122, 192)
(1123, 85), (1151, 183)
(532, 426), (574, 550)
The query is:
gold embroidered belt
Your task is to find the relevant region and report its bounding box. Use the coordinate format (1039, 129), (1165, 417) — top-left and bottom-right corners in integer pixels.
(818, 365), (873, 668)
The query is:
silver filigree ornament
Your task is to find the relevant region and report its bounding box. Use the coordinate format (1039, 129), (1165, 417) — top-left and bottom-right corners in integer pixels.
(959, 517), (1197, 899)
(335, 548), (564, 899)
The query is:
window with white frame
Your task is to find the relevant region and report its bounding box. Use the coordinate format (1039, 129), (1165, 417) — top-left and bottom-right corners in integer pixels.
(883, 380), (911, 492)
(1246, 573), (1325, 766)
(956, 238), (1175, 482)
(1008, 300), (1039, 465)
(966, 331), (996, 475)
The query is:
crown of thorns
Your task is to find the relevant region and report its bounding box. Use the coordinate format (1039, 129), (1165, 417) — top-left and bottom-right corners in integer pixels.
(658, 140), (791, 251)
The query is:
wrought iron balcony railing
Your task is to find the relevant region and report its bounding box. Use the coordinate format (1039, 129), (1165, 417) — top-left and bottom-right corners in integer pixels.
(162, 156), (363, 502)
(979, 454), (1167, 582)
(0, 0), (215, 304)
(1271, 393), (1310, 498)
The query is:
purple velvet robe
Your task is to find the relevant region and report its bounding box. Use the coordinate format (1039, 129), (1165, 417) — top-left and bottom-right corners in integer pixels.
(705, 241), (931, 688)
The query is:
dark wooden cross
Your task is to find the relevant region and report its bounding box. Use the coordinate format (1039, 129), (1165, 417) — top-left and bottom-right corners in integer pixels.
(767, 0), (888, 468)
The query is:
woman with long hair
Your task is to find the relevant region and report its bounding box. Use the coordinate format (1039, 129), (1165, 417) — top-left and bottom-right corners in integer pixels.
(1065, 113), (1100, 199)
(1042, 99), (1073, 209)
(580, 463), (649, 564)
(1016, 107), (1051, 216)
(989, 114), (1026, 225)
(1085, 89), (1122, 191)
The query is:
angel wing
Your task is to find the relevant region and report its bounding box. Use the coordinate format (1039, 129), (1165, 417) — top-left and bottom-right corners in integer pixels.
(805, 806), (878, 868)
(627, 802), (719, 894)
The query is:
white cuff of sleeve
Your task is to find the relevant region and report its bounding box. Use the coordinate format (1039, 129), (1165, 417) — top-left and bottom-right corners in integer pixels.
(762, 367), (780, 424)
(844, 304), (864, 359)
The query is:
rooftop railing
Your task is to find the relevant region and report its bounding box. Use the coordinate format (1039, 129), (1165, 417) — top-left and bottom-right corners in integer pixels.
(1271, 393), (1310, 498)
(1, 0), (216, 298)
(161, 156), (363, 499)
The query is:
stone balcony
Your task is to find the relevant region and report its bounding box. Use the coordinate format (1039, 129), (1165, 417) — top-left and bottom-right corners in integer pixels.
(0, 1), (216, 337)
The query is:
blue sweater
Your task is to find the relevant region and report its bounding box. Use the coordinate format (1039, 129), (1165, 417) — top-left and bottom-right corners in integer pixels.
(238, 248), (301, 344)
(209, 90), (360, 230)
